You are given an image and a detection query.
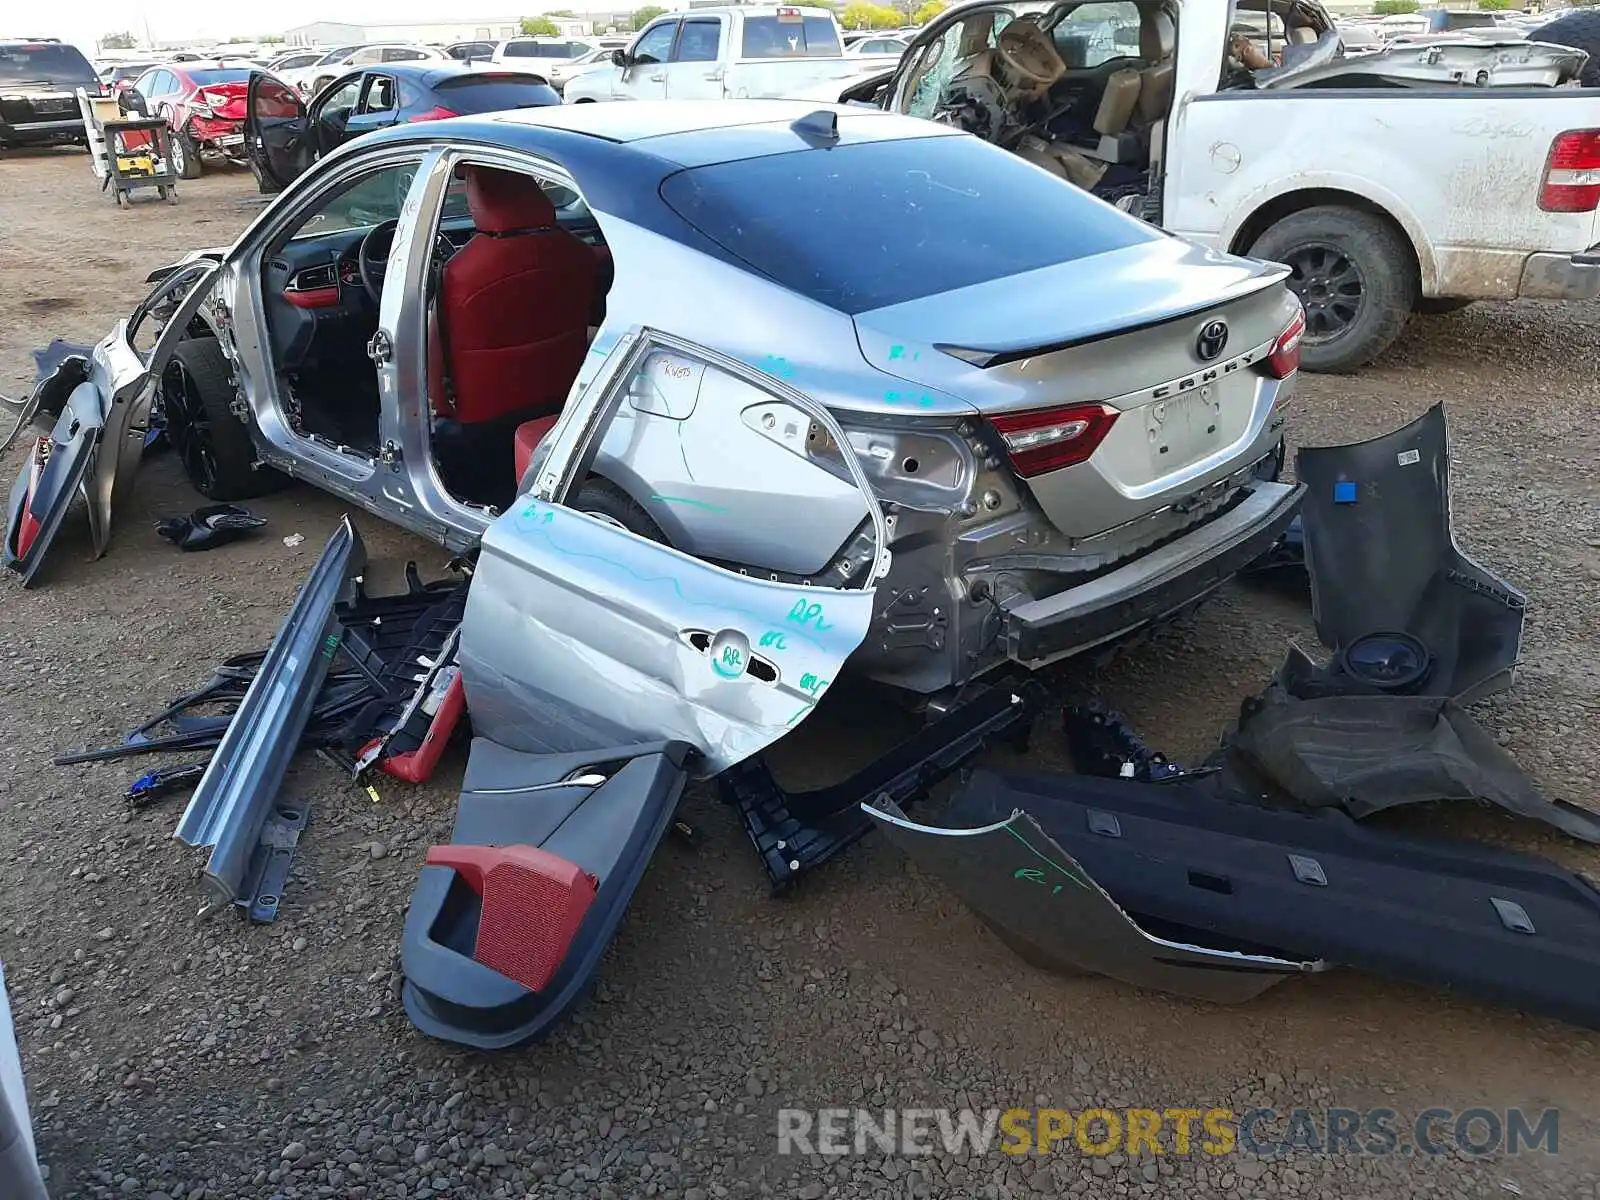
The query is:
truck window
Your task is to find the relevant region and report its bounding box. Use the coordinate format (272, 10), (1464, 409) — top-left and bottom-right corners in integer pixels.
(675, 19), (723, 63)
(632, 21), (680, 65)
(1050, 1), (1143, 69)
(0, 41), (97, 85)
(660, 134), (1158, 314)
(740, 14), (844, 58)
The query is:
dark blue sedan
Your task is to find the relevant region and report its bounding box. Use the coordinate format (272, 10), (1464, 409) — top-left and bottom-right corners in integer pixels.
(244, 63), (561, 192)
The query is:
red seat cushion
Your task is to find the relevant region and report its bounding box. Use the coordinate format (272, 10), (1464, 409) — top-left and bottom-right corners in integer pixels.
(430, 166), (599, 426)
(512, 414), (561, 485)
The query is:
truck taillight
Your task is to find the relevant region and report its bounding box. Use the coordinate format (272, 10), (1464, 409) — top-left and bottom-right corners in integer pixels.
(1539, 129), (1600, 213)
(989, 403), (1119, 477)
(1263, 305), (1306, 381)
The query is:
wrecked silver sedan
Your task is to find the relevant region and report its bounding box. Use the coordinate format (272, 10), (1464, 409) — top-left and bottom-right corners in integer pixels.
(4, 99), (1303, 700)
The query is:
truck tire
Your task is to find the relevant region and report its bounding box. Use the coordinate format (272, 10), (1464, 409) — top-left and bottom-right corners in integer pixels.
(159, 338), (286, 501)
(1415, 298), (1473, 316)
(1248, 205), (1416, 374)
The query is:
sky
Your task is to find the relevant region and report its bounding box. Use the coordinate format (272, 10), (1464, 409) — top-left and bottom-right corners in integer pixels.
(49, 2), (596, 55)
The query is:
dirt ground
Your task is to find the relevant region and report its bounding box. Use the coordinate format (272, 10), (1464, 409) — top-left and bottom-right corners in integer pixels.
(1, 146), (1598, 1200)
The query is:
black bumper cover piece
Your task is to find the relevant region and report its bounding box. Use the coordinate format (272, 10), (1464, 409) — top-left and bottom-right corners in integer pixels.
(720, 686), (1036, 891)
(401, 738), (692, 1049)
(1296, 402), (1525, 701)
(943, 769), (1600, 1029)
(1004, 482), (1304, 666)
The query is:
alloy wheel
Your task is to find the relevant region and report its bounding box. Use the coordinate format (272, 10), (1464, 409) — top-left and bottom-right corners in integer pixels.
(160, 359), (219, 494)
(1282, 243), (1365, 341)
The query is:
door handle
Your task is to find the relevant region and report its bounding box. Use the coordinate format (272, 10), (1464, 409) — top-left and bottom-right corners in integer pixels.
(703, 71), (723, 80)
(649, 71), (666, 81)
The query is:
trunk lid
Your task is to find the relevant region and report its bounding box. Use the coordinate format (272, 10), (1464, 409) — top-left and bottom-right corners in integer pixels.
(198, 80), (249, 119)
(853, 238), (1295, 538)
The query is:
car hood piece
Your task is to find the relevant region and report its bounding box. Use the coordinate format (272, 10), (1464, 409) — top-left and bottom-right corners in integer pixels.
(1262, 38), (1587, 89)
(864, 795), (1324, 1003)
(174, 517), (365, 914)
(1295, 402), (1524, 702)
(885, 767), (1600, 1028)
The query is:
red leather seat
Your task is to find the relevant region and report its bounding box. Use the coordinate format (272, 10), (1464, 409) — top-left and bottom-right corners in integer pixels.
(428, 166), (598, 425)
(512, 414), (561, 485)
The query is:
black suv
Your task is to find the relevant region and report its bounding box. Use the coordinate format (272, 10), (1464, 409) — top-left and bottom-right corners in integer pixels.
(0, 38), (98, 148)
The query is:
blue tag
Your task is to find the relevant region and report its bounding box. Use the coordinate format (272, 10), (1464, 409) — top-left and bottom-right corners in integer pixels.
(1333, 481), (1358, 504)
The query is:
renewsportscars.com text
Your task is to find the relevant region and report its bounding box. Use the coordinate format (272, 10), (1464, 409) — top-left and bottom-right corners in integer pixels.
(777, 1107), (1559, 1159)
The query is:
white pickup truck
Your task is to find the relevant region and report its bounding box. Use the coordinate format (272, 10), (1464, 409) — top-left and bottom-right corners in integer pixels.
(563, 6), (891, 104)
(817, 0), (1600, 372)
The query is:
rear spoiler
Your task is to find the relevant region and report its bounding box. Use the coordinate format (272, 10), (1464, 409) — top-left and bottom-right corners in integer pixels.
(937, 267), (1288, 369)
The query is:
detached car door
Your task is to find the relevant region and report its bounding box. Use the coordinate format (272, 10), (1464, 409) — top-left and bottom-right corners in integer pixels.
(244, 71), (320, 191)
(460, 325), (893, 776)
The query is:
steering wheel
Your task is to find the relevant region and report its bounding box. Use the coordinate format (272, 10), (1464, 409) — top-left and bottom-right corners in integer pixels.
(994, 18), (1065, 89)
(357, 219), (459, 304)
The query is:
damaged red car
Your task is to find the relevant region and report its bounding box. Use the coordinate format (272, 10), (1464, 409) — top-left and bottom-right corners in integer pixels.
(119, 64), (252, 179)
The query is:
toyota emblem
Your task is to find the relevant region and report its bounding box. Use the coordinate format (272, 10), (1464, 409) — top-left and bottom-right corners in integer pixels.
(1195, 319), (1229, 361)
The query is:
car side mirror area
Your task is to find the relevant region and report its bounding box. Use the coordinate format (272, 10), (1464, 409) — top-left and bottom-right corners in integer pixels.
(611, 49), (631, 68)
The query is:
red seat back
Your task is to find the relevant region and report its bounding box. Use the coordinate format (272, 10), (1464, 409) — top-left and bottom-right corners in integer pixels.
(430, 166), (598, 425)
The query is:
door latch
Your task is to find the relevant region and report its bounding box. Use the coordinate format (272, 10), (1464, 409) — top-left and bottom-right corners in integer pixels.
(381, 440), (403, 468)
(366, 329), (393, 365)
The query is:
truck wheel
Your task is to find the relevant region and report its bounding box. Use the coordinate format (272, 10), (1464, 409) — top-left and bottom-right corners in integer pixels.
(1248, 205), (1416, 374)
(160, 338), (286, 501)
(169, 126), (203, 179)
(574, 479), (664, 543)
(1415, 298), (1473, 316)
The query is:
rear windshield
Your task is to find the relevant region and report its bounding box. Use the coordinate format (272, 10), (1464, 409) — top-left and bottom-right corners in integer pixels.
(505, 40), (583, 58)
(660, 134), (1158, 314)
(740, 16), (843, 58)
(187, 69), (252, 86)
(434, 74), (560, 111)
(0, 42), (97, 85)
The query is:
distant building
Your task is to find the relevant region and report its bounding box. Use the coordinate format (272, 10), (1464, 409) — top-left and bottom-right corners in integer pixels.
(281, 14), (639, 47)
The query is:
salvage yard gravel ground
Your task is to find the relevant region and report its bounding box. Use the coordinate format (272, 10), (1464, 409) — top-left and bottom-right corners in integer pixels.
(1, 148), (1598, 1200)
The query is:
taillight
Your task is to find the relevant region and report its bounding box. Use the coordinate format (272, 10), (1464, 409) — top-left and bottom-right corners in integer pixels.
(989, 403), (1119, 477)
(1263, 305), (1306, 380)
(1539, 129), (1600, 213)
(406, 106), (459, 123)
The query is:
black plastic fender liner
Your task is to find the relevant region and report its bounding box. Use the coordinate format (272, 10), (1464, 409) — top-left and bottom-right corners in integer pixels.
(401, 739), (693, 1050)
(943, 769), (1600, 1029)
(863, 798), (1325, 1003)
(1295, 403), (1526, 702)
(1230, 659), (1600, 844)
(174, 518), (365, 915)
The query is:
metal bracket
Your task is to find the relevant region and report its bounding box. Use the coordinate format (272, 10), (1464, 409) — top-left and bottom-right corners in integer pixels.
(239, 802), (312, 924)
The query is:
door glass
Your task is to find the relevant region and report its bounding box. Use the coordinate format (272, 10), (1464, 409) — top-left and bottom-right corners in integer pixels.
(287, 160), (422, 239)
(316, 77), (362, 133)
(363, 76), (397, 112)
(632, 22), (679, 65)
(674, 20), (722, 63)
(1049, 0), (1143, 68)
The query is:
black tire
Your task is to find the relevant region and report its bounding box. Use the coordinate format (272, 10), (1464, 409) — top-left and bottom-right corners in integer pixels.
(1414, 297), (1473, 316)
(170, 126), (202, 179)
(160, 338), (286, 501)
(573, 479), (664, 542)
(1248, 205), (1416, 374)
(573, 97), (597, 104)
